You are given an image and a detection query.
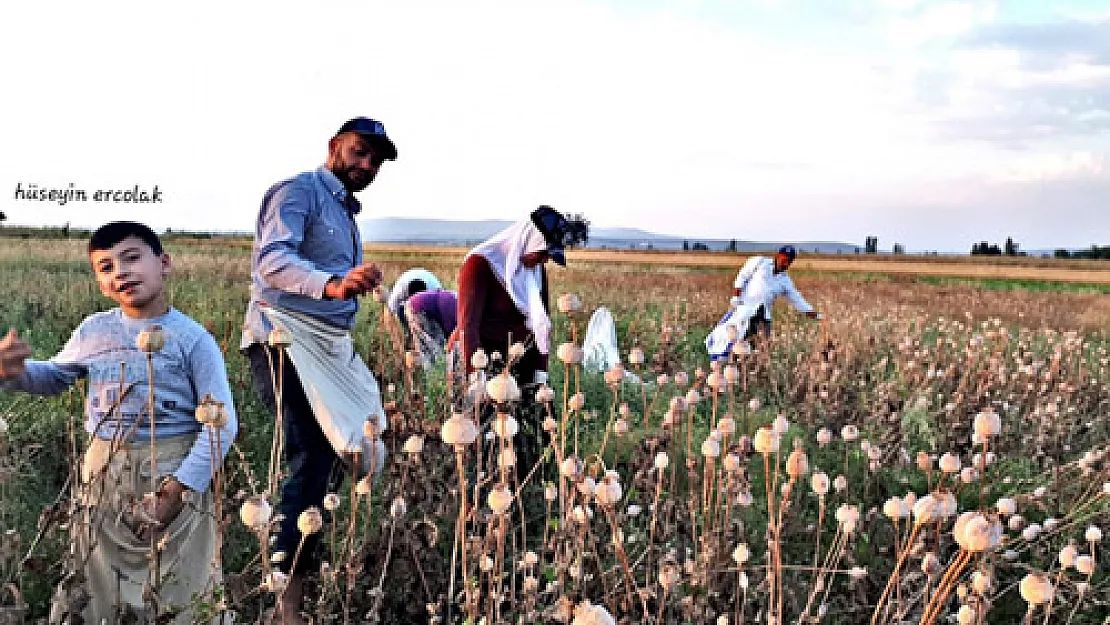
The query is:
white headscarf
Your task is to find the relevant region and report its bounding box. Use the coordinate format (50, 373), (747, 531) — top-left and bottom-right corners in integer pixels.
(467, 219), (552, 354)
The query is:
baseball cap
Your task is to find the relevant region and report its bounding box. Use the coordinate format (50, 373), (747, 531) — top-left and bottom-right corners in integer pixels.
(530, 205), (571, 266)
(335, 117), (398, 161)
(778, 245), (797, 261)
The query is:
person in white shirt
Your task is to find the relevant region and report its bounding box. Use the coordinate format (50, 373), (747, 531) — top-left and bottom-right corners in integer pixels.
(731, 245), (820, 340)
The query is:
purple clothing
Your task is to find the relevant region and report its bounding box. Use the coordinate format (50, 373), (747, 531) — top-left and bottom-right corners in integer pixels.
(407, 289), (458, 334)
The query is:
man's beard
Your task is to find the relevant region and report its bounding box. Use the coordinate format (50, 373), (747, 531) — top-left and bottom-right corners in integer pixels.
(334, 161), (374, 192)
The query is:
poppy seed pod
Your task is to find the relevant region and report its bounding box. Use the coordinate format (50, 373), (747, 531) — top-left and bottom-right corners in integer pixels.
(323, 493), (341, 511)
(471, 348), (489, 370)
(701, 436), (721, 458)
(811, 472), (830, 495)
(240, 495), (272, 529)
(568, 392), (586, 411)
(732, 543), (750, 564)
(816, 428), (832, 446)
(488, 485), (514, 515)
(604, 365), (625, 386)
(939, 452), (962, 474)
(557, 293), (583, 314)
(403, 434), (424, 455)
(440, 414), (478, 447)
(536, 385), (555, 403)
(557, 342), (585, 365)
(297, 507), (324, 535)
(486, 373), (521, 404)
(973, 409), (1002, 438)
(492, 413), (520, 439)
(1019, 573), (1053, 605)
(136, 325), (166, 353)
(195, 394), (229, 428)
(717, 416), (736, 437)
(390, 496), (407, 519)
(752, 427), (780, 454)
(628, 347), (645, 365)
(785, 448), (809, 478)
(840, 424), (859, 441)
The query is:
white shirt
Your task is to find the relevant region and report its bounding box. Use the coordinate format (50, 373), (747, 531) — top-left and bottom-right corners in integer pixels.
(733, 256), (813, 319)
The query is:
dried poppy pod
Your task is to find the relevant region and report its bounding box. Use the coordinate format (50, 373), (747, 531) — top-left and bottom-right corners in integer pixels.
(571, 600), (615, 625)
(557, 292), (583, 314)
(440, 414), (478, 448)
(323, 493), (341, 511)
(628, 347), (645, 365)
(732, 543), (750, 565)
(535, 385), (555, 403)
(785, 448), (809, 478)
(136, 325), (165, 353)
(491, 413), (519, 439)
(752, 427), (779, 455)
(603, 364), (625, 386)
(470, 348), (489, 370)
(974, 409), (1002, 438)
(594, 478), (622, 507)
(403, 434), (424, 455)
(810, 472), (830, 495)
(267, 327), (292, 348)
(487, 485), (514, 515)
(701, 435), (721, 458)
(1019, 572), (1053, 605)
(953, 512), (1001, 552)
(239, 494), (272, 530)
(297, 506), (323, 535)
(390, 496), (407, 519)
(557, 342), (584, 365)
(486, 372), (521, 404)
(195, 394), (229, 428)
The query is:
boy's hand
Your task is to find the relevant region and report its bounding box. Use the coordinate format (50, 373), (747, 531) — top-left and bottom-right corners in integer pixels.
(0, 329), (32, 380)
(325, 263), (383, 300)
(138, 476), (188, 542)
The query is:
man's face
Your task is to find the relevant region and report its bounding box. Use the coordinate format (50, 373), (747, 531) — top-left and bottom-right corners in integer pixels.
(774, 252), (793, 272)
(90, 236), (171, 314)
(328, 133), (387, 192)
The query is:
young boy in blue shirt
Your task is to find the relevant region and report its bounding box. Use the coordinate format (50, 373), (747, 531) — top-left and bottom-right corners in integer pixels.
(0, 221), (238, 624)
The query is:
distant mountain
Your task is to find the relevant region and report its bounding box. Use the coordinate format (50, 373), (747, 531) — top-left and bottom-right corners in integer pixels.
(360, 217), (859, 254)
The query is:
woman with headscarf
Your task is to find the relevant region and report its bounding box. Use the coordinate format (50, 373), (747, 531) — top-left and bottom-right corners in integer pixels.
(452, 206), (577, 390)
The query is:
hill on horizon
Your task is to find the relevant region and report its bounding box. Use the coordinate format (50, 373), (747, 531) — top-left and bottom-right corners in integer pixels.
(360, 217), (860, 254)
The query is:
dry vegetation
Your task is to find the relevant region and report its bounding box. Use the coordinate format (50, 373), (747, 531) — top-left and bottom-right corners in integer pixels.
(1, 238), (1109, 624)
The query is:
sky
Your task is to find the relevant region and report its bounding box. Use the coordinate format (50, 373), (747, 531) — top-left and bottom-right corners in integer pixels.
(0, 0), (1107, 253)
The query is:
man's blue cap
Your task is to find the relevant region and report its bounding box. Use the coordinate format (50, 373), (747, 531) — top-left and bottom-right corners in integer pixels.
(778, 245), (797, 261)
(336, 117), (397, 161)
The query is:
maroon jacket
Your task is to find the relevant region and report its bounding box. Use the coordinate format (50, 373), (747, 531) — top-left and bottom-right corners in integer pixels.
(454, 254), (549, 376)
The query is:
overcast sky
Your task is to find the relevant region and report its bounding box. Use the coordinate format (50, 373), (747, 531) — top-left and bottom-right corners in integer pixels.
(1, 0), (1107, 252)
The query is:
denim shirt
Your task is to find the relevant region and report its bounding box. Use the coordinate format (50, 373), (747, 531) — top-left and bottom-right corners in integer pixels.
(242, 166), (364, 348)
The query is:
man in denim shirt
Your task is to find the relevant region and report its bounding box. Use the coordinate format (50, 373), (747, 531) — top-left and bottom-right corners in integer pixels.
(242, 118), (395, 623)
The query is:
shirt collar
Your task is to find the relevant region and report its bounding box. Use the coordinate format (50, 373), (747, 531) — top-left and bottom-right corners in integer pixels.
(316, 165), (362, 215)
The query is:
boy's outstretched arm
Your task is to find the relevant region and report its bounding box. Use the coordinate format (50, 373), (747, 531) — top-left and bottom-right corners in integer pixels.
(0, 325), (88, 395)
(0, 330), (32, 380)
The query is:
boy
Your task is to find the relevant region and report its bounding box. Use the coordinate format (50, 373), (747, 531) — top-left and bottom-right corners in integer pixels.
(0, 221), (238, 624)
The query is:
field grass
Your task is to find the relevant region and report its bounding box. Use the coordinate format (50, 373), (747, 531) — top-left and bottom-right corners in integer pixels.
(1, 238), (1109, 624)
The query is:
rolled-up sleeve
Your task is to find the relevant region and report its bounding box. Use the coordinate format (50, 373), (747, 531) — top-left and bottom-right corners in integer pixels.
(255, 182), (334, 299)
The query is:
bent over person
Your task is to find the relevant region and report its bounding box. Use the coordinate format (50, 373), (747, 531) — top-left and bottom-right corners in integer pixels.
(241, 117), (394, 624)
(450, 206), (585, 465)
(707, 245), (821, 360)
(0, 221), (238, 624)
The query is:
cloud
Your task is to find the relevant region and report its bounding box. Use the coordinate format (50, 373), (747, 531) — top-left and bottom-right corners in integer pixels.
(901, 14), (1110, 146)
(988, 151), (1106, 183)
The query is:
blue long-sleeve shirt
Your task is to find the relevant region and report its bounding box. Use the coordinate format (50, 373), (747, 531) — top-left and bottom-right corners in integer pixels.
(2, 308), (238, 492)
(241, 166), (364, 348)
